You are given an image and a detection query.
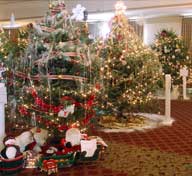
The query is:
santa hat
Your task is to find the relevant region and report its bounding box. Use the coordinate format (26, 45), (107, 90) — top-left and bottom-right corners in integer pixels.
(3, 136), (16, 146)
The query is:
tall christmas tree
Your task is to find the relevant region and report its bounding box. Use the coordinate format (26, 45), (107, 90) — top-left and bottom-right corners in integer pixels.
(4, 1), (100, 135)
(152, 29), (191, 85)
(96, 1), (162, 119)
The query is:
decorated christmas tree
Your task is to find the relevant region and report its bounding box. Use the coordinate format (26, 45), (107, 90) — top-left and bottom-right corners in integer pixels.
(3, 1), (100, 135)
(96, 1), (162, 121)
(152, 29), (192, 85)
(0, 25), (28, 74)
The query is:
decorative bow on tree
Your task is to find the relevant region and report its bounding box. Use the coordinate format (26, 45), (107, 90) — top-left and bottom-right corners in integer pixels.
(71, 4), (86, 21)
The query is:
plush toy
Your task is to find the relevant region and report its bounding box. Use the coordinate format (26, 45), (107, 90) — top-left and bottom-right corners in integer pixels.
(65, 128), (81, 146)
(30, 127), (48, 153)
(15, 131), (34, 152)
(1, 136), (22, 159)
(60, 138), (80, 155)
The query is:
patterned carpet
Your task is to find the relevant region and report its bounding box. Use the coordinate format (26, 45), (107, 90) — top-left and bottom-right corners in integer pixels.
(4, 100), (192, 176)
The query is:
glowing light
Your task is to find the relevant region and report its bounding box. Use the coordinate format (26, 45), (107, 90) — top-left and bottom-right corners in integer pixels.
(115, 1), (126, 15)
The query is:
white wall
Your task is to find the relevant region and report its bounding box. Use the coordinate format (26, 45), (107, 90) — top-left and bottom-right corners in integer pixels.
(0, 0), (48, 21)
(88, 21), (110, 39)
(143, 16), (182, 45)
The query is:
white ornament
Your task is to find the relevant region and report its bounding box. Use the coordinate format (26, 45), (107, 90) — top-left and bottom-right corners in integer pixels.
(80, 139), (97, 157)
(71, 4), (86, 21)
(65, 128), (81, 146)
(58, 104), (75, 118)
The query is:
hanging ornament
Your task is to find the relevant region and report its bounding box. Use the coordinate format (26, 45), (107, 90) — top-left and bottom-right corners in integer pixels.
(58, 104), (75, 117)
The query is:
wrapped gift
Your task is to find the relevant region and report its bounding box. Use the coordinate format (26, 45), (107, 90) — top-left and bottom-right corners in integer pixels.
(24, 151), (42, 168)
(41, 159), (58, 175)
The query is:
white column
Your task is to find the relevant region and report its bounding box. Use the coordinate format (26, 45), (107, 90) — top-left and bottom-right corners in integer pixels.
(0, 83), (7, 150)
(183, 76), (188, 100)
(180, 67), (189, 100)
(165, 74), (171, 119)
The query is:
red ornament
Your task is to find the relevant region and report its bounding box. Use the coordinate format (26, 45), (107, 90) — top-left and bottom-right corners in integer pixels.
(18, 105), (29, 116)
(95, 83), (101, 90)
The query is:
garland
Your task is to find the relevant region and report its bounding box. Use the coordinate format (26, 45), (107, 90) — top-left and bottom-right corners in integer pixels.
(15, 71), (87, 81)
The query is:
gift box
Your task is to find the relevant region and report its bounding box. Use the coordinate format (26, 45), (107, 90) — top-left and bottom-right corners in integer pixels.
(24, 151), (42, 168)
(37, 152), (76, 169)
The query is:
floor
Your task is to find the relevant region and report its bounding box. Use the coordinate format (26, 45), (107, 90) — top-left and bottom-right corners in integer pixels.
(3, 100), (192, 176)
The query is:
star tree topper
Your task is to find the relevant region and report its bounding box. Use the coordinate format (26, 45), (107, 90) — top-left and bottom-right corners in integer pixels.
(71, 4), (86, 21)
(115, 1), (126, 15)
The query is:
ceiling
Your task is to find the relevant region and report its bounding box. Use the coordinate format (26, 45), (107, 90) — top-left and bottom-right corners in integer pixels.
(0, 0), (192, 22)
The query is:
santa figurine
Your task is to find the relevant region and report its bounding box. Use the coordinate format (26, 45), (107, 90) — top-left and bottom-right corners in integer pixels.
(0, 136), (22, 159)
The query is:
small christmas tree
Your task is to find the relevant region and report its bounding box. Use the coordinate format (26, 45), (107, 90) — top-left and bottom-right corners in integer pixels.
(3, 1), (100, 135)
(152, 29), (192, 85)
(96, 1), (162, 119)
(0, 26), (28, 64)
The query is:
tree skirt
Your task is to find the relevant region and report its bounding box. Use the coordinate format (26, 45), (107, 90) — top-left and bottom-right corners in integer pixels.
(99, 113), (174, 133)
(101, 142), (192, 176)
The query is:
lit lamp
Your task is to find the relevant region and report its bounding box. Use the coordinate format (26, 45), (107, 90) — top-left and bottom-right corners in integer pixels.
(3, 13), (21, 42)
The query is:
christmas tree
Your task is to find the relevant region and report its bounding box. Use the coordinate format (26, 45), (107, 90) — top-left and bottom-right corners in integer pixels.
(3, 1), (100, 135)
(152, 29), (191, 85)
(0, 25), (28, 72)
(96, 1), (162, 119)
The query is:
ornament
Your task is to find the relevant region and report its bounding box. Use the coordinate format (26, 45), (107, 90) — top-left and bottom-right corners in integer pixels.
(58, 104), (75, 117)
(71, 4), (86, 21)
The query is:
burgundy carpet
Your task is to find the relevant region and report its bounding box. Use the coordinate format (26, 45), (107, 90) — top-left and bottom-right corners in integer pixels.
(4, 100), (192, 175)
